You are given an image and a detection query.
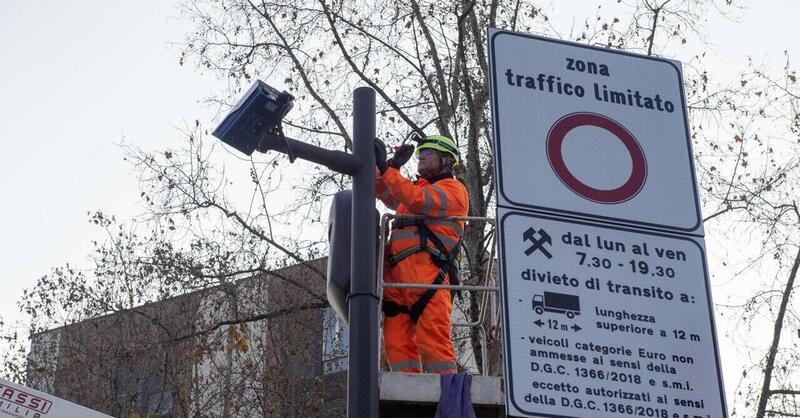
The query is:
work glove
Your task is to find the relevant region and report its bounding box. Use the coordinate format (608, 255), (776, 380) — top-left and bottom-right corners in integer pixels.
(374, 138), (389, 174)
(388, 144), (415, 169)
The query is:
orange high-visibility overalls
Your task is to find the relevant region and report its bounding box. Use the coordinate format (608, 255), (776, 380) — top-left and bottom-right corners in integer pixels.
(376, 166), (468, 374)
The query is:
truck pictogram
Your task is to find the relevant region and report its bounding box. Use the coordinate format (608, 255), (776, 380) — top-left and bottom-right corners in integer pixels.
(532, 292), (581, 319)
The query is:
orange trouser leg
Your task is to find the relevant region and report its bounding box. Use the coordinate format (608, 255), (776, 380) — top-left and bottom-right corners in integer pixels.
(383, 264), (421, 373)
(383, 253), (456, 374)
(383, 312), (422, 372)
(416, 287), (457, 374)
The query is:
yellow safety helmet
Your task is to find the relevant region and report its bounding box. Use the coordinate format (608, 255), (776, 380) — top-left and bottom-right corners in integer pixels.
(416, 135), (460, 167)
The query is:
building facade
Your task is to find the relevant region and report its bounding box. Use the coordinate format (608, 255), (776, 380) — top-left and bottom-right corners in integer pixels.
(26, 259), (348, 418)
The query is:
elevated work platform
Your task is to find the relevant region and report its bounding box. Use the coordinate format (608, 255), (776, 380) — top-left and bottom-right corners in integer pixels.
(379, 372), (505, 418)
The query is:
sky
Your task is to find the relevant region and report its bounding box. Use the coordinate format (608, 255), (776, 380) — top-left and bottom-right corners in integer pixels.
(1, 0), (798, 408)
(0, 1), (219, 324)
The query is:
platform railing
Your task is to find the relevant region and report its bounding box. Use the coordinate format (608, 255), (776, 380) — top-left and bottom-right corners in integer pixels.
(377, 213), (499, 375)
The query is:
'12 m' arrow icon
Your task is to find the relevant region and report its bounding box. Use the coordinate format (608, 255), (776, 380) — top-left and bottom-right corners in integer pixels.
(523, 227), (552, 258)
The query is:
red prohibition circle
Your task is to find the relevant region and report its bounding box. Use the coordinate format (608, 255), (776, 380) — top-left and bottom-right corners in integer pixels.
(546, 112), (647, 204)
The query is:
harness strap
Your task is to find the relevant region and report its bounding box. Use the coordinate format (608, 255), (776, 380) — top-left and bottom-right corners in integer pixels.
(408, 270), (447, 323)
(388, 246), (421, 266)
(392, 229), (459, 248)
(382, 300), (410, 318)
(381, 274), (448, 323)
(392, 218), (463, 235)
(384, 220), (463, 322)
(392, 218), (424, 229)
(420, 223), (451, 266)
(387, 239), (463, 324)
(388, 220), (453, 266)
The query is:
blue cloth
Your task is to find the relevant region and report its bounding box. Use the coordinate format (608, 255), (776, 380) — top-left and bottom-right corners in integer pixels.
(435, 373), (477, 418)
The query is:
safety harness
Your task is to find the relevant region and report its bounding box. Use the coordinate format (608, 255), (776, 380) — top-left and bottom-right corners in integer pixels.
(382, 217), (462, 324)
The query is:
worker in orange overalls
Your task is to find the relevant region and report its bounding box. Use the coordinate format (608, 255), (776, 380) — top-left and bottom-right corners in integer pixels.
(374, 134), (469, 374)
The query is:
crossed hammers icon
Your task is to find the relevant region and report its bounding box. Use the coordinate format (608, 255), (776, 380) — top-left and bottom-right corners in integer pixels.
(523, 227), (552, 259)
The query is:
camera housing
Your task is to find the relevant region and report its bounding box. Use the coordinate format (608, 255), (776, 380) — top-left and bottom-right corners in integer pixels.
(212, 80), (295, 156)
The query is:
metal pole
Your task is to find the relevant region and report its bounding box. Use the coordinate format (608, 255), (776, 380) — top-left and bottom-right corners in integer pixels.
(256, 133), (360, 175)
(348, 86), (378, 418)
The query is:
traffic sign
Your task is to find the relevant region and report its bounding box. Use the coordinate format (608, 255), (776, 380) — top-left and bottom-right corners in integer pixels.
(488, 29), (703, 235)
(0, 377), (113, 418)
(497, 209), (726, 418)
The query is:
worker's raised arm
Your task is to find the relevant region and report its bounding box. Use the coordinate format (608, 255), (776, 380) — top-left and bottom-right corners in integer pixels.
(375, 138), (416, 210)
(376, 169), (399, 209)
(380, 167), (467, 216)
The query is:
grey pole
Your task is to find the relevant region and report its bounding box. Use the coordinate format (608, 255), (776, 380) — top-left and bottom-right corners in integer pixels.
(348, 86), (379, 418)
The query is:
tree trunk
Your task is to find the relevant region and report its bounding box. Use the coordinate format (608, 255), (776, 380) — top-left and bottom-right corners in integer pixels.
(755, 243), (800, 418)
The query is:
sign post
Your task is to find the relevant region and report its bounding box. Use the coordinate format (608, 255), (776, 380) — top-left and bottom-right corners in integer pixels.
(488, 29), (727, 418)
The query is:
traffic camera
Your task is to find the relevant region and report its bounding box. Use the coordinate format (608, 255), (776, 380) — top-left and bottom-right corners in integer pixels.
(212, 80), (295, 156)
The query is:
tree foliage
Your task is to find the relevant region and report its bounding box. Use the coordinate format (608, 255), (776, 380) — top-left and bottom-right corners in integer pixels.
(177, 0), (745, 373)
(698, 55), (800, 417)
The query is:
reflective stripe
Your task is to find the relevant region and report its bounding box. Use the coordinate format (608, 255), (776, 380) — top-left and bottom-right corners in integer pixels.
(390, 229), (420, 241)
(431, 231), (458, 248)
(429, 219), (464, 235)
(430, 185), (448, 217)
(423, 360), (457, 373)
(391, 229), (419, 246)
(391, 229), (458, 248)
(425, 247), (447, 260)
(389, 246), (423, 264)
(391, 359), (422, 371)
(422, 189), (434, 215)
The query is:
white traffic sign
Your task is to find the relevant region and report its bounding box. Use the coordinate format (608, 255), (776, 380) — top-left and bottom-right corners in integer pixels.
(497, 209), (726, 418)
(488, 29), (703, 235)
(0, 377), (113, 418)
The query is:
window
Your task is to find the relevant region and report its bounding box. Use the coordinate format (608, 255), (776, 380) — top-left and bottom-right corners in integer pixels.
(322, 308), (348, 374)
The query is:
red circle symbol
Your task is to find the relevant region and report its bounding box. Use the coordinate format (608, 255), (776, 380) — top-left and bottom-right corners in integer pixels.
(546, 112), (647, 204)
